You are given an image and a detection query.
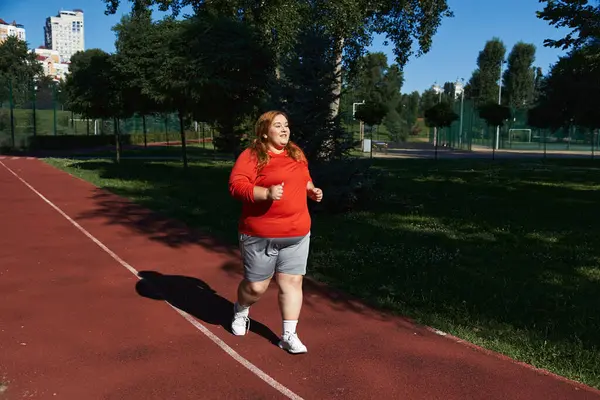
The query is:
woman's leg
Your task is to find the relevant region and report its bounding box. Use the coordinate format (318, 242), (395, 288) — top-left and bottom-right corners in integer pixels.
(276, 273), (303, 321)
(232, 235), (275, 336)
(274, 234), (310, 353)
(237, 277), (272, 307)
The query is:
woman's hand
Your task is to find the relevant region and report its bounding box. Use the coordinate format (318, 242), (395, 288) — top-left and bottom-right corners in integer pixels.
(308, 187), (323, 202)
(267, 182), (284, 201)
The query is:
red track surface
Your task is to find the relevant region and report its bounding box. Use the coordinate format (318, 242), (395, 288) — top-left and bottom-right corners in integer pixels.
(1, 156), (599, 400)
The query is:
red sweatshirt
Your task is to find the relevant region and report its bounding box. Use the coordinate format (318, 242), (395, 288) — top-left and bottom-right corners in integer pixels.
(229, 148), (313, 238)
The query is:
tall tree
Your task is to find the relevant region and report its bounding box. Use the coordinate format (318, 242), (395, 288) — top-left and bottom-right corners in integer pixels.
(538, 45), (600, 131)
(64, 49), (124, 160)
(537, 0), (600, 50)
(419, 88), (438, 117)
(276, 25), (354, 161)
(0, 36), (43, 107)
(181, 12), (275, 156)
(532, 66), (544, 102)
(101, 0), (453, 117)
(148, 17), (196, 169)
(401, 91), (420, 127)
(502, 42), (537, 109)
(350, 52), (403, 140)
(112, 10), (162, 147)
(466, 38), (506, 106)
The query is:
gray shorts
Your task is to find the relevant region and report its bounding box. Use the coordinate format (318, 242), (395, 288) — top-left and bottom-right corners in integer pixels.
(239, 232), (311, 282)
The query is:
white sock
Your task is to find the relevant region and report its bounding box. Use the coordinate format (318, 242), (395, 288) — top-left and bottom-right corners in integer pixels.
(234, 302), (250, 316)
(283, 320), (298, 335)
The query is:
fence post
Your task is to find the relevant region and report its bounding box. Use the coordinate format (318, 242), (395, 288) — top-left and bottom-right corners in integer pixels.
(9, 79), (15, 149)
(52, 84), (57, 136)
(32, 82), (37, 137)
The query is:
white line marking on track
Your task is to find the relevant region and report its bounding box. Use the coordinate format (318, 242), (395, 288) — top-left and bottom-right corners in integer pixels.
(0, 160), (304, 400)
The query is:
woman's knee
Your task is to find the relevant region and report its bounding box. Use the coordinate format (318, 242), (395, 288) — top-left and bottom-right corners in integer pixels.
(276, 273), (303, 292)
(242, 278), (271, 297)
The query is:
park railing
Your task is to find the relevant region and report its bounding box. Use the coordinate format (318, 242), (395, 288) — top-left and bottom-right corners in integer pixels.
(0, 77), (219, 152)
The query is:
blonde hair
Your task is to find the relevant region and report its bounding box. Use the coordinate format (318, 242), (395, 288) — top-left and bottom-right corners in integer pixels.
(249, 110), (307, 170)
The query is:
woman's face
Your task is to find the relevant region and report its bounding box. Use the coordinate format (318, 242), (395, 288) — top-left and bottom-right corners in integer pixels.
(266, 114), (290, 151)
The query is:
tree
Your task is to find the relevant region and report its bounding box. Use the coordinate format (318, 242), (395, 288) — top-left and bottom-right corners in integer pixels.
(112, 10), (162, 147)
(64, 49), (124, 160)
(466, 38), (506, 106)
(478, 101), (511, 158)
(355, 101), (388, 129)
(537, 0), (600, 50)
(398, 91), (420, 137)
(502, 42), (536, 109)
(275, 25), (354, 162)
(424, 101), (458, 129)
(478, 102), (511, 127)
(424, 101), (458, 159)
(351, 53), (403, 117)
(532, 67), (544, 102)
(443, 81), (456, 105)
(419, 88), (438, 117)
(101, 0), (453, 117)
(536, 45), (600, 132)
(0, 36), (43, 107)
(180, 12), (276, 156)
(145, 17), (195, 169)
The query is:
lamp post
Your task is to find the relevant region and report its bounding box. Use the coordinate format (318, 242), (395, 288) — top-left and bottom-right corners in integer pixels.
(32, 83), (38, 137)
(454, 78), (465, 148)
(52, 83), (57, 136)
(495, 60), (506, 150)
(432, 83), (443, 147)
(353, 100), (366, 152)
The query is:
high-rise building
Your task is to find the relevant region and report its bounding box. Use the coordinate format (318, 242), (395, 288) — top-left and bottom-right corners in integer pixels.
(44, 9), (84, 63)
(0, 18), (26, 44)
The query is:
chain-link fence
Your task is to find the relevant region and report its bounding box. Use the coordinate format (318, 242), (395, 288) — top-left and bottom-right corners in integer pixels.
(430, 99), (599, 156)
(0, 78), (218, 151)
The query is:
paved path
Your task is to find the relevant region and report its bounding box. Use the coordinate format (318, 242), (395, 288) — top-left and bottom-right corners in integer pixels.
(1, 156), (598, 399)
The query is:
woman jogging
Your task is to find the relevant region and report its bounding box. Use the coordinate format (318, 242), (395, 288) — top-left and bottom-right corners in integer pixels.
(228, 110), (323, 354)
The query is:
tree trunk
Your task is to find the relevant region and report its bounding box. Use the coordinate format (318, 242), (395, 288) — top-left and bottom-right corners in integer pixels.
(330, 37), (345, 118)
(178, 109), (188, 170)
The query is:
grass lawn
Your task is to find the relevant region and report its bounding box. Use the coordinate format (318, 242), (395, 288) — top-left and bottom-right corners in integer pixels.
(45, 155), (600, 389)
(63, 142), (227, 159)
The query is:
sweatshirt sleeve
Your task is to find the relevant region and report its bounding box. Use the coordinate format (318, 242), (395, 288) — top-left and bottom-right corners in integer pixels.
(304, 162), (313, 184)
(229, 149), (258, 203)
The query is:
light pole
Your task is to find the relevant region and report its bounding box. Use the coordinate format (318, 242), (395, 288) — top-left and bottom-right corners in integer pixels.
(353, 100), (366, 152)
(495, 60), (506, 150)
(455, 78), (465, 148)
(32, 83), (38, 137)
(432, 83), (443, 147)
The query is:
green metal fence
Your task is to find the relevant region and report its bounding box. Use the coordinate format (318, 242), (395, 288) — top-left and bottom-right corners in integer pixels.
(430, 99), (600, 155)
(0, 78), (217, 151)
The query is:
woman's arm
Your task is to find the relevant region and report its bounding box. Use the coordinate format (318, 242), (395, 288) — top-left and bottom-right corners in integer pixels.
(229, 150), (281, 202)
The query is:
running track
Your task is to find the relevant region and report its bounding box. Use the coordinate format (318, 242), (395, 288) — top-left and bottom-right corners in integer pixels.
(0, 156), (598, 399)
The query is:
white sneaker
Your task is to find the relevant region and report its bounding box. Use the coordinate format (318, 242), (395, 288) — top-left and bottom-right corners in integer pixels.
(231, 306), (250, 336)
(279, 332), (308, 354)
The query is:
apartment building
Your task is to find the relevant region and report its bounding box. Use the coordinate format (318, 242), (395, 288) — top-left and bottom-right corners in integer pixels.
(33, 47), (69, 81)
(44, 9), (84, 63)
(0, 18), (26, 44)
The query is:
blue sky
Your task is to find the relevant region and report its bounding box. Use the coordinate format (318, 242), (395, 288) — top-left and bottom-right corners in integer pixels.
(2, 0), (571, 93)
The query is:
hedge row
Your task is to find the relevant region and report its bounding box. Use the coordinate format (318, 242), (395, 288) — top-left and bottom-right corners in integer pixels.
(0, 131), (209, 152)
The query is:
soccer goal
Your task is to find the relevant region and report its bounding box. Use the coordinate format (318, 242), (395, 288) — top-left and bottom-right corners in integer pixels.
(509, 129), (532, 143)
